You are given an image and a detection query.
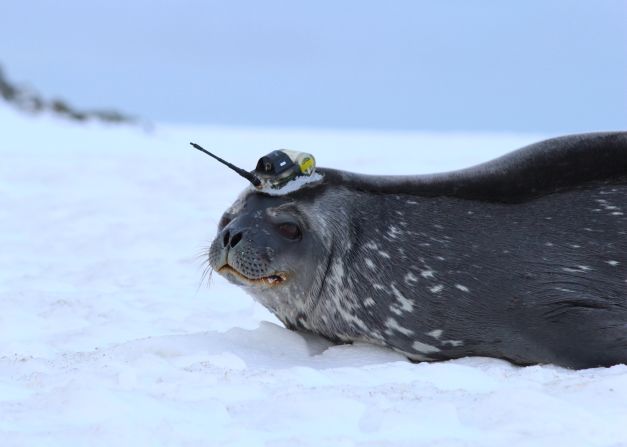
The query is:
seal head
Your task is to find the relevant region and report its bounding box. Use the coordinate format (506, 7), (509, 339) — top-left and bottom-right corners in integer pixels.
(208, 188), (328, 320)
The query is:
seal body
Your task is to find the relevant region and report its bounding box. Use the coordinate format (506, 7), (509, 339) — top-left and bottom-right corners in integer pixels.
(208, 132), (627, 369)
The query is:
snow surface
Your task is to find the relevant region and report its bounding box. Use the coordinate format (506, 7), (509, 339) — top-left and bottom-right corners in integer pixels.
(1, 107), (626, 447)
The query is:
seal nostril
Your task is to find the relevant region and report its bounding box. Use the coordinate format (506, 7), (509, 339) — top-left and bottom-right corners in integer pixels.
(223, 230), (230, 248)
(230, 231), (243, 248)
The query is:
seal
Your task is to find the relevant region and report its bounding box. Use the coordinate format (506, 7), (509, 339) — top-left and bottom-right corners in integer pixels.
(207, 132), (627, 369)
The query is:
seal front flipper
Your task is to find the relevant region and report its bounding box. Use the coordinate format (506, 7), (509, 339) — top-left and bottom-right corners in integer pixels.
(524, 292), (627, 369)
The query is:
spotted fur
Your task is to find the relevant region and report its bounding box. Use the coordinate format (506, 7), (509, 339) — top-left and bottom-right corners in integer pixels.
(208, 132), (627, 369)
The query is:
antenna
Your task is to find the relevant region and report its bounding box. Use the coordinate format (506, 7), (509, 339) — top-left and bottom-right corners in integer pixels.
(190, 142), (261, 187)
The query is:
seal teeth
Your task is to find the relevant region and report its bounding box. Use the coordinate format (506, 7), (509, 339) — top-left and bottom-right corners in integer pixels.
(219, 265), (286, 286)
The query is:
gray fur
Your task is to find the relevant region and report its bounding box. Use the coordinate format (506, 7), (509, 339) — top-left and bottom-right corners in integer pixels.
(208, 132), (627, 369)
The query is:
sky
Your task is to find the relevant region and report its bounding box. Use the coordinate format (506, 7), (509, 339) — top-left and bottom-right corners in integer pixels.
(1, 0), (626, 133)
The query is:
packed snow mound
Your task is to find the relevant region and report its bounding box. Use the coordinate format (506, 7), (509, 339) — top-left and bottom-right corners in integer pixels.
(1, 106), (626, 446)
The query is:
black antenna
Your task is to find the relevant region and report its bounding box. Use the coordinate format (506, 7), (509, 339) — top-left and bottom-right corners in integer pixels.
(190, 142), (261, 187)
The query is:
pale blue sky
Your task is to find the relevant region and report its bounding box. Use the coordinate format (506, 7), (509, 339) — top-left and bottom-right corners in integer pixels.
(1, 0), (626, 132)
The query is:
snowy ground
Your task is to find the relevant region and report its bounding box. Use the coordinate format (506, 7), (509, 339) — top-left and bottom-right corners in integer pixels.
(1, 106), (626, 447)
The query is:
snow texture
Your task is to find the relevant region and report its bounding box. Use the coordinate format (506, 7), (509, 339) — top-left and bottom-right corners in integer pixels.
(251, 172), (325, 196)
(1, 106), (626, 447)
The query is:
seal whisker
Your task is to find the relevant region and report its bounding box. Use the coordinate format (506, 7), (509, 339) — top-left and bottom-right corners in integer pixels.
(194, 245), (212, 260)
(198, 263), (214, 291)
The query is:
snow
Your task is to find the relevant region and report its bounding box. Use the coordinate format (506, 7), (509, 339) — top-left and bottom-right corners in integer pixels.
(1, 106), (626, 446)
(251, 172), (325, 196)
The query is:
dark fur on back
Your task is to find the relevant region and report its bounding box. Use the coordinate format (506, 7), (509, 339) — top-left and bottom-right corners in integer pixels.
(318, 132), (627, 202)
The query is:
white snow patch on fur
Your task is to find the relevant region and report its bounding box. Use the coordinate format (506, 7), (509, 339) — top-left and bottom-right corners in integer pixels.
(250, 172), (325, 196)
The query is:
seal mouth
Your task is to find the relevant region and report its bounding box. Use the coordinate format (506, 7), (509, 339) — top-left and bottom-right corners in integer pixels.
(218, 265), (287, 287)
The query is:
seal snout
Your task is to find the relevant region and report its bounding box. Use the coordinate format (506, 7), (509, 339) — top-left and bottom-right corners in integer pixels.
(209, 222), (288, 288)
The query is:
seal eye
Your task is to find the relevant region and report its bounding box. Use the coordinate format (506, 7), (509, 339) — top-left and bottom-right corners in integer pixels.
(277, 222), (301, 240)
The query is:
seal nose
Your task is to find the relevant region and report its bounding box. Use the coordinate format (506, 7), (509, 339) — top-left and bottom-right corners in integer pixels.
(222, 229), (244, 248)
(229, 231), (243, 248)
